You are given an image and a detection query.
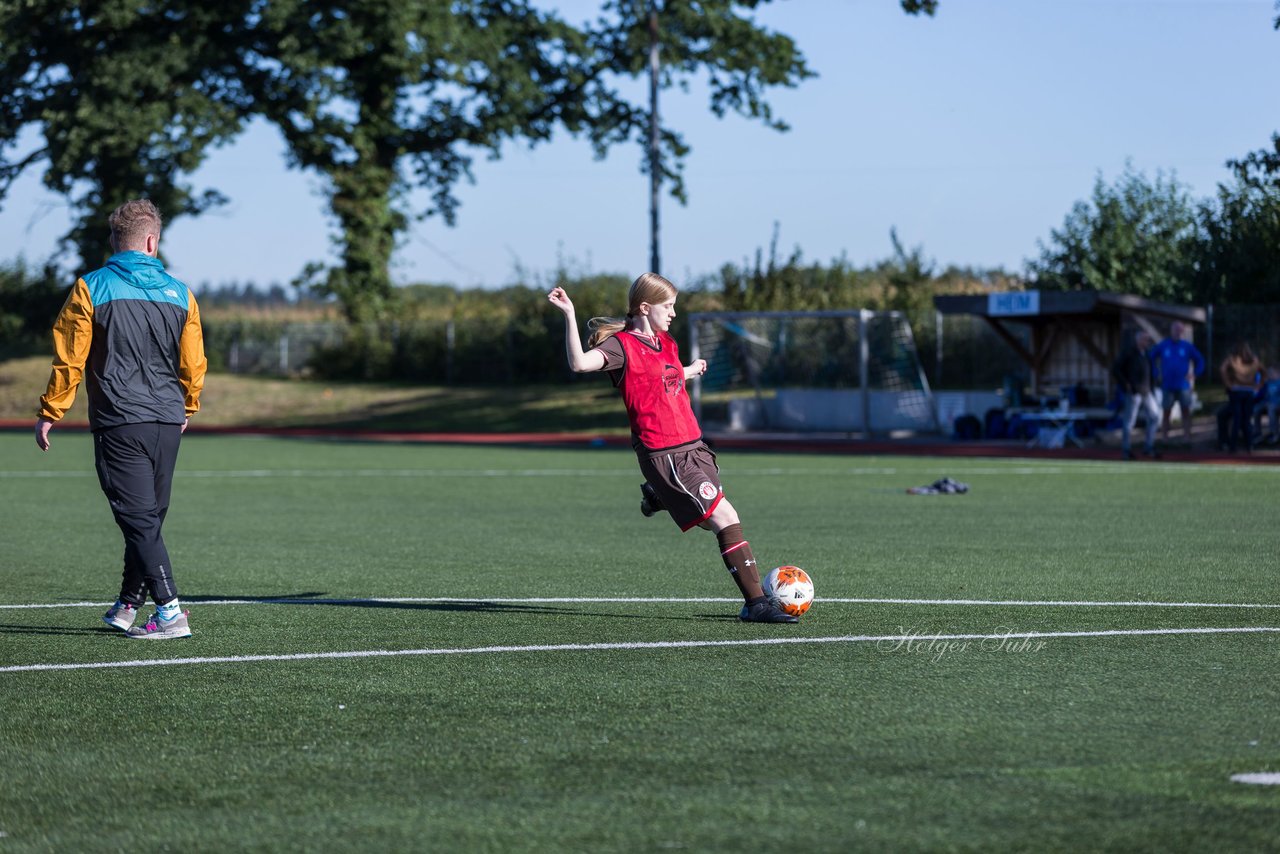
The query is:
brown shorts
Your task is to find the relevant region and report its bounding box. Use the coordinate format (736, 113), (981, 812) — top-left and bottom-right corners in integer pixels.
(638, 442), (724, 532)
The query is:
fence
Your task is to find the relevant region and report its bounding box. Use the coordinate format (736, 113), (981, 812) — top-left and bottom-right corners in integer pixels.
(688, 309), (938, 434)
(202, 315), (566, 384)
(920, 311), (1032, 391)
(199, 304), (1280, 387)
(1207, 304), (1280, 370)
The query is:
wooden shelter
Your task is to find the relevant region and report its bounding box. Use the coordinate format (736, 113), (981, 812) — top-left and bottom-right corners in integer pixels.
(933, 290), (1206, 400)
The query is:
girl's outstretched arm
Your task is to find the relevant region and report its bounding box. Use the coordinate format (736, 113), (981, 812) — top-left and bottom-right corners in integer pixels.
(547, 287), (607, 373)
(683, 359), (707, 381)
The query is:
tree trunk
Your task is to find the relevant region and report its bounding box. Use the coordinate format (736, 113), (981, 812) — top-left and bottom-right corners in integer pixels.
(328, 79), (405, 322)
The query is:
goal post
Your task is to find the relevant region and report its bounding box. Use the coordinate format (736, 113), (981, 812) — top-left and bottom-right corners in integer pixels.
(688, 309), (939, 436)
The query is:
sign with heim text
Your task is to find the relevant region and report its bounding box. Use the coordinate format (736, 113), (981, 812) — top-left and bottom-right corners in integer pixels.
(987, 291), (1040, 317)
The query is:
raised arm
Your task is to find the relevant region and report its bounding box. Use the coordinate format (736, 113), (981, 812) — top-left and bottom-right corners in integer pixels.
(547, 287), (607, 373)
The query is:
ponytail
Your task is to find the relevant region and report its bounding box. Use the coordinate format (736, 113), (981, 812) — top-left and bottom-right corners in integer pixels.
(587, 316), (628, 349)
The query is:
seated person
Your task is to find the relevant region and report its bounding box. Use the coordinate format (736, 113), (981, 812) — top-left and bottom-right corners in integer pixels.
(1253, 367), (1280, 445)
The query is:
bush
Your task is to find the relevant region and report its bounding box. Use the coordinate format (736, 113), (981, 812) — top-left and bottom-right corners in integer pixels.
(0, 261), (67, 359)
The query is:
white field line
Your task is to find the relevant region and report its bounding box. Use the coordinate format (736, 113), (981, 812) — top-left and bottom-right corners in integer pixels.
(3, 626), (1278, 675)
(3, 462), (1279, 479)
(4, 595), (1280, 611)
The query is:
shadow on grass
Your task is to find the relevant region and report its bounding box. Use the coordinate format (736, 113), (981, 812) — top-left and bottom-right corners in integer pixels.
(179, 593), (708, 622)
(0, 595), (729, 637)
(232, 384), (626, 435)
(0, 623), (120, 636)
(184, 593), (571, 616)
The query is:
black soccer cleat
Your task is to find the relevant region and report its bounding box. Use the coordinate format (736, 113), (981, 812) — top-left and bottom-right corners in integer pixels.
(640, 482), (665, 518)
(738, 598), (800, 624)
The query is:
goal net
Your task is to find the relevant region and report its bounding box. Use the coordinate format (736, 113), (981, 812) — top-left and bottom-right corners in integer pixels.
(688, 310), (938, 435)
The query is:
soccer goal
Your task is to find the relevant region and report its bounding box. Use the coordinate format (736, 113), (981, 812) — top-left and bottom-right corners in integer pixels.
(688, 310), (939, 435)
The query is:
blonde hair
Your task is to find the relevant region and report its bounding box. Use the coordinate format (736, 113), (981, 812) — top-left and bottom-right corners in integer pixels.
(587, 272), (678, 348)
(108, 199), (163, 250)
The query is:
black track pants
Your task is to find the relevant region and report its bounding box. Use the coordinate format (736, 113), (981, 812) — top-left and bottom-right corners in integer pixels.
(93, 423), (183, 606)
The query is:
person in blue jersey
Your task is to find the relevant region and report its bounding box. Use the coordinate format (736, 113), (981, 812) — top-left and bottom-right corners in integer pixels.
(1148, 321), (1205, 445)
(35, 199), (207, 640)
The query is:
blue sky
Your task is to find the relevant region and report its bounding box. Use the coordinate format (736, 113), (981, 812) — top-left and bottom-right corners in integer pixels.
(2, 0), (1278, 290)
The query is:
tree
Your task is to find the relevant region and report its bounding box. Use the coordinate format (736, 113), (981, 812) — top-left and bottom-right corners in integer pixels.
(0, 2), (250, 267)
(2, 1), (936, 317)
(1197, 155), (1280, 304)
(592, 0), (816, 276)
(607, 1), (937, 275)
(1228, 134), (1280, 185)
(238, 1), (625, 320)
(0, 258), (64, 357)
(1190, 10), (1280, 303)
(1029, 164), (1201, 303)
(879, 227), (935, 315)
(239, 0), (821, 320)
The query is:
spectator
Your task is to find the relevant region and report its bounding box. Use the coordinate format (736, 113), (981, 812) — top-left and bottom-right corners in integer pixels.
(1148, 321), (1205, 444)
(1219, 342), (1264, 453)
(1111, 329), (1160, 460)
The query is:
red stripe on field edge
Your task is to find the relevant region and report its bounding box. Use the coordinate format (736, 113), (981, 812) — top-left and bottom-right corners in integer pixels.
(2, 420), (1278, 463)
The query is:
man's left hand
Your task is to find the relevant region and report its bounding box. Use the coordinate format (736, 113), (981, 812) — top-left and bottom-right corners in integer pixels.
(35, 417), (54, 451)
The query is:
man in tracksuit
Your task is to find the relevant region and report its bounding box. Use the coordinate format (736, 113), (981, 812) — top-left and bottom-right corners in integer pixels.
(1148, 321), (1205, 445)
(35, 199), (207, 639)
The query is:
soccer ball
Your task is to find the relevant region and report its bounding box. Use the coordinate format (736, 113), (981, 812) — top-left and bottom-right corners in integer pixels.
(763, 566), (814, 617)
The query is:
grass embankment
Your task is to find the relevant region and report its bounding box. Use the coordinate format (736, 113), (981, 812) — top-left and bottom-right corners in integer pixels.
(0, 355), (627, 433)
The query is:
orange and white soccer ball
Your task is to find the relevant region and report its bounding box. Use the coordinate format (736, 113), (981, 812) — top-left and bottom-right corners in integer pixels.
(763, 566), (814, 617)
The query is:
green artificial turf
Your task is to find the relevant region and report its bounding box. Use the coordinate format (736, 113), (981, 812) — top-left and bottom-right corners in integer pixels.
(2, 433), (1279, 851)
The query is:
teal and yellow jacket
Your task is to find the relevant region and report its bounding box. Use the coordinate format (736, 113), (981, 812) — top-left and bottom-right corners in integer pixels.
(39, 251), (206, 430)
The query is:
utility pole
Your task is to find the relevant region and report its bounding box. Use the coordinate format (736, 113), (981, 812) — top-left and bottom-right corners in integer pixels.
(647, 0), (661, 275)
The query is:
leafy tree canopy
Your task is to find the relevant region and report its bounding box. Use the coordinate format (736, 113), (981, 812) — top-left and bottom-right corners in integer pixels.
(1197, 157), (1280, 305)
(242, 0), (817, 319)
(0, 1), (250, 266)
(1227, 133), (1280, 192)
(1028, 163), (1201, 304)
(0, 0), (935, 318)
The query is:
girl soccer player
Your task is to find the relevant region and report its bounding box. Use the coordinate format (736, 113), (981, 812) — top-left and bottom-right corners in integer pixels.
(548, 273), (798, 623)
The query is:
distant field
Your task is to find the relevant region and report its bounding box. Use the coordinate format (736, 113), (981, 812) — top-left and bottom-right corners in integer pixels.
(0, 355), (627, 432)
(2, 434), (1279, 851)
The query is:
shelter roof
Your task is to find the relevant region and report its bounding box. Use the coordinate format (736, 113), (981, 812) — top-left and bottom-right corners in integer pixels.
(933, 290), (1205, 324)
